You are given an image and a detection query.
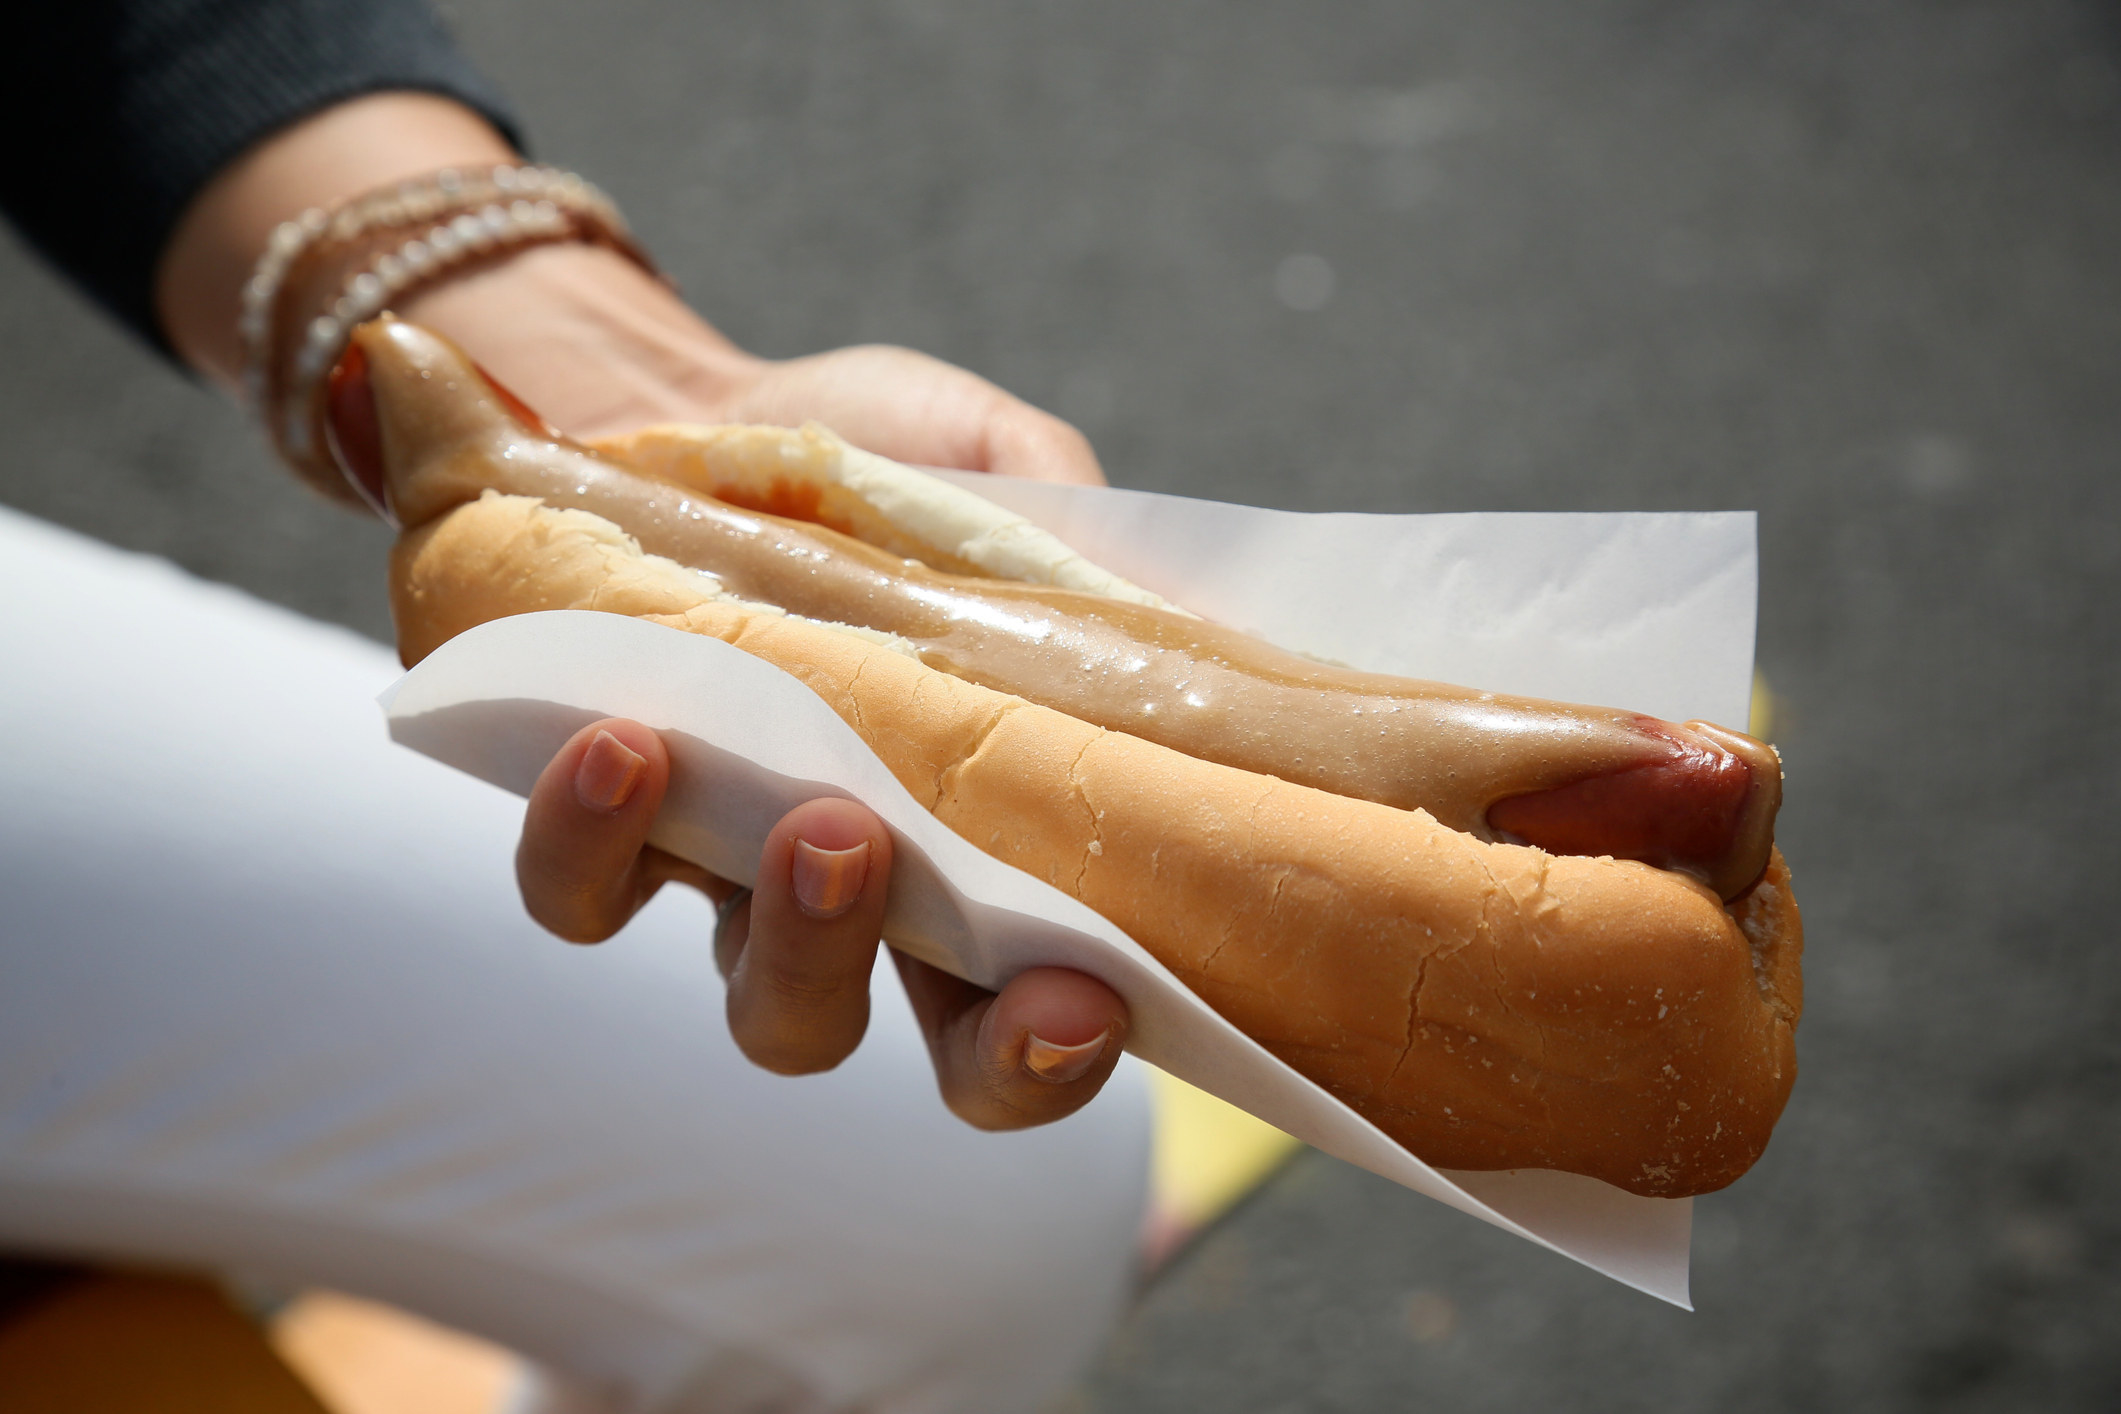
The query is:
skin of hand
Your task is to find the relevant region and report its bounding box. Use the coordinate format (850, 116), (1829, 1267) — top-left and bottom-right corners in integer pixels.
(156, 93), (1130, 1128)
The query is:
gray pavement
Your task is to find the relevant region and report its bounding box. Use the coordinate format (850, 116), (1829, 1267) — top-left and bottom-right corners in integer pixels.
(3, 2), (2117, 1409)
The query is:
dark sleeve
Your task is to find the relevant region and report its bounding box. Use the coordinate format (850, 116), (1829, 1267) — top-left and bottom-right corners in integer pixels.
(0, 0), (523, 357)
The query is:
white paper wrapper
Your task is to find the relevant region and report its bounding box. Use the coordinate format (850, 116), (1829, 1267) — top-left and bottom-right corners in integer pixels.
(380, 480), (1758, 1310)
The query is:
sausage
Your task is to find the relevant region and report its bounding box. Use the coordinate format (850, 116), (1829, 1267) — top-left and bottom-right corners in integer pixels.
(333, 323), (1781, 898)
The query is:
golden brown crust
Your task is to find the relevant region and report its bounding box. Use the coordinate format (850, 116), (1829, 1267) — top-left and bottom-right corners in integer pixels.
(393, 493), (1801, 1196)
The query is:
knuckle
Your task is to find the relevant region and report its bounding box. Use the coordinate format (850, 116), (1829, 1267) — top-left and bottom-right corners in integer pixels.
(754, 963), (855, 1014)
(944, 1085), (1044, 1132)
(742, 1042), (842, 1077)
(940, 1061), (1060, 1133)
(728, 965), (870, 1076)
(521, 882), (624, 945)
(1043, 412), (1094, 451)
(738, 924), (873, 1013)
(940, 1086), (1013, 1130)
(734, 1020), (855, 1077)
(545, 917), (618, 946)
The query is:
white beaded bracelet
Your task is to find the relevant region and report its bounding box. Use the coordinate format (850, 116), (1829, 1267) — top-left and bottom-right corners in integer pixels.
(240, 164), (656, 497)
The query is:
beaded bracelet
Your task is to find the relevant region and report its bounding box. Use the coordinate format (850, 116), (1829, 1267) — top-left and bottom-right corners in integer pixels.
(241, 164), (660, 501)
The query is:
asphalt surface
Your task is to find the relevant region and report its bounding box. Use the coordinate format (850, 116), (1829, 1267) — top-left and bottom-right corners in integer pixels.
(2, 2), (2117, 1410)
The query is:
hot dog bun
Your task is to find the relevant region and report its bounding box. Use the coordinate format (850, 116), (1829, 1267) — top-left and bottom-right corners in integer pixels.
(391, 489), (1802, 1197)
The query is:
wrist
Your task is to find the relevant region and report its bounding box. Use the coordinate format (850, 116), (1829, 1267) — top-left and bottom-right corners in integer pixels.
(161, 88), (766, 491)
(398, 243), (762, 439)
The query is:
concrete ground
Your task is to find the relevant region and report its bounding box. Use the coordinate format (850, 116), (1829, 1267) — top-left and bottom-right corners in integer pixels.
(2, 1), (2116, 1410)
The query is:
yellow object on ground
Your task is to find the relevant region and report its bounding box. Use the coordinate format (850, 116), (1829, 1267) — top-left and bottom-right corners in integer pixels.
(0, 1269), (330, 1413)
(270, 1291), (520, 1414)
(1147, 1066), (1304, 1235)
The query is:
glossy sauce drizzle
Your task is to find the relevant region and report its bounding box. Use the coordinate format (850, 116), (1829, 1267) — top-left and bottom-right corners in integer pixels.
(353, 321), (1781, 898)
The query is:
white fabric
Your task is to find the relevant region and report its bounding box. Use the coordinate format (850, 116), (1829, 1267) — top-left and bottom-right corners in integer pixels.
(0, 506), (1151, 1413)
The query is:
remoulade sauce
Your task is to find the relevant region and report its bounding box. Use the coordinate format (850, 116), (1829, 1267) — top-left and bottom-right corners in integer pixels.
(356, 321), (1781, 899)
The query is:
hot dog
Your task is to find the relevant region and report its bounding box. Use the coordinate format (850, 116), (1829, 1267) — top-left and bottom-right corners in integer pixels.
(345, 316), (1803, 1197)
(335, 324), (1782, 900)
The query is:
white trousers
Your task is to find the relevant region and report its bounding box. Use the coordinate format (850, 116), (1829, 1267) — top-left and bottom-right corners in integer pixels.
(0, 508), (1150, 1413)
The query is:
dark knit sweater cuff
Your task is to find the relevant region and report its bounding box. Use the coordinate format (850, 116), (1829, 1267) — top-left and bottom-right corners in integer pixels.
(0, 0), (523, 358)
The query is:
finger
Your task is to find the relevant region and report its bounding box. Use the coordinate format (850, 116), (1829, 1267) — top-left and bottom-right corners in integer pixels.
(892, 955), (1128, 1130)
(517, 718), (729, 942)
(645, 844), (736, 907)
(724, 345), (1108, 485)
(724, 797), (895, 1075)
(712, 887), (753, 981)
(518, 718), (667, 941)
(979, 400), (1108, 487)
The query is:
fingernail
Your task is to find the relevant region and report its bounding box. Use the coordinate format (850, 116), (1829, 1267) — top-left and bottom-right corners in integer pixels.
(1024, 1028), (1111, 1084)
(575, 730), (647, 812)
(791, 838), (870, 919)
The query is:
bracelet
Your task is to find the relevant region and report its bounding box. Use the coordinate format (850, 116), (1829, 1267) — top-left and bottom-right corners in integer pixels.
(240, 164), (660, 501)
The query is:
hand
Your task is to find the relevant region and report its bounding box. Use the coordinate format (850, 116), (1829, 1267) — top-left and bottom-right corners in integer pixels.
(156, 90), (1126, 1125)
(521, 719), (1129, 1127)
(398, 241), (1108, 485)
(451, 252), (1130, 1124)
